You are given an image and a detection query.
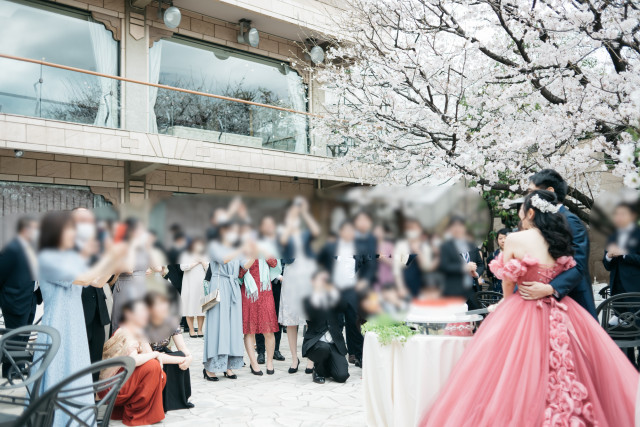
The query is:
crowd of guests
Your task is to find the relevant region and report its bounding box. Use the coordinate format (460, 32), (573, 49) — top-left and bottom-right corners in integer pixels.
(1, 169), (639, 425)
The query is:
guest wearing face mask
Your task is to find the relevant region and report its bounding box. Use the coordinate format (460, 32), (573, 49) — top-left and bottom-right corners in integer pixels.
(202, 221), (246, 381)
(393, 218), (427, 298)
(74, 208), (111, 380)
(0, 216), (41, 377)
(437, 216), (484, 309)
(111, 218), (152, 334)
(35, 211), (127, 427)
(255, 216), (286, 364)
(179, 238), (208, 338)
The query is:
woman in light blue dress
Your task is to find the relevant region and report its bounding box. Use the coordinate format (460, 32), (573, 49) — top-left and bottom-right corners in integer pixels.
(203, 221), (249, 380)
(35, 211), (125, 426)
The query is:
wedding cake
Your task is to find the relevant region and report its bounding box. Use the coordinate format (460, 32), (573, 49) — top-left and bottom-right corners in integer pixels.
(405, 299), (468, 323)
(405, 298), (481, 336)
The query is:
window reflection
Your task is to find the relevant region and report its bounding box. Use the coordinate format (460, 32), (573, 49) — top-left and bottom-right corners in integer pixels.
(0, 0), (119, 127)
(152, 38), (309, 154)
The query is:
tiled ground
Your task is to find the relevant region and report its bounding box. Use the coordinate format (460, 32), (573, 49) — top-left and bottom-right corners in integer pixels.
(111, 330), (365, 427)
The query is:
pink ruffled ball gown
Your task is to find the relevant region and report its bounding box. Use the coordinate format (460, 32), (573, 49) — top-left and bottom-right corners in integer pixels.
(420, 254), (639, 427)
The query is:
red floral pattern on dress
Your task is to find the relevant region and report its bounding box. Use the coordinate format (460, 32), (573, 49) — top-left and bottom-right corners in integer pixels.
(541, 298), (596, 427)
(489, 253), (576, 283)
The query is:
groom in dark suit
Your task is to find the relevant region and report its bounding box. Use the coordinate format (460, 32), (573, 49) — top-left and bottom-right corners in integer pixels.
(520, 169), (597, 318)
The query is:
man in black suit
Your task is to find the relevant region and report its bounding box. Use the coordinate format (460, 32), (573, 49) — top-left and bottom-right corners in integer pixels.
(302, 270), (349, 384)
(74, 208), (111, 380)
(0, 216), (40, 377)
(165, 231), (187, 294)
(520, 169), (597, 319)
(317, 221), (364, 367)
(437, 216), (484, 308)
(603, 201), (640, 366)
(603, 202), (640, 294)
(353, 211), (378, 287)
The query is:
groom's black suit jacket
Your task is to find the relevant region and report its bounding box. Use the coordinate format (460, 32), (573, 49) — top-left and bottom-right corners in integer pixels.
(549, 206), (597, 319)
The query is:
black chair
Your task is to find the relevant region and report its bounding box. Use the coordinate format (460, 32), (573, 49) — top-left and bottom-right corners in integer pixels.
(474, 291), (503, 309)
(0, 325), (60, 408)
(598, 285), (612, 299)
(596, 292), (640, 351)
(1, 356), (135, 427)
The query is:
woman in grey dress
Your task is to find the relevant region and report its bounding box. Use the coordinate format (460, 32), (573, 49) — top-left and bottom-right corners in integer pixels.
(203, 221), (250, 380)
(279, 198), (320, 373)
(110, 218), (151, 333)
(35, 211), (125, 427)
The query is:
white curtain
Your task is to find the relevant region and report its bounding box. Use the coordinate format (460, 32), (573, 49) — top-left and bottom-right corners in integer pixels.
(149, 40), (164, 133)
(89, 18), (118, 128)
(285, 67), (308, 154)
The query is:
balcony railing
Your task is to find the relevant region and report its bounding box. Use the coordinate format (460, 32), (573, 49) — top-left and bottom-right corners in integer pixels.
(0, 53), (345, 157)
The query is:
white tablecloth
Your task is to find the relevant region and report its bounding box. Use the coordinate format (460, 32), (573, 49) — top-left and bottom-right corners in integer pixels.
(363, 332), (472, 427)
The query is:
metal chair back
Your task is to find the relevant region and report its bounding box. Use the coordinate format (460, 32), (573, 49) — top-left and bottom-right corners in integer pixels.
(474, 291), (503, 309)
(0, 325), (60, 407)
(596, 292), (640, 348)
(12, 356), (135, 427)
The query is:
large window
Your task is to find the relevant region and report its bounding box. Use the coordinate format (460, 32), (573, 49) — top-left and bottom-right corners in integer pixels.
(151, 37), (308, 154)
(0, 0), (119, 127)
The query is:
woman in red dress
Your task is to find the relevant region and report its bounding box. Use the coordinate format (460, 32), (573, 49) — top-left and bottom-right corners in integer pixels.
(100, 301), (166, 426)
(239, 240), (279, 376)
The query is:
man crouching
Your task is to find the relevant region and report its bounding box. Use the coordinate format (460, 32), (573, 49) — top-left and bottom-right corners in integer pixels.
(302, 269), (350, 384)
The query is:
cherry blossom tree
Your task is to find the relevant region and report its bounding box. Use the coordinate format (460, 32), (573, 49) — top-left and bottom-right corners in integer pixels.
(309, 0), (640, 222)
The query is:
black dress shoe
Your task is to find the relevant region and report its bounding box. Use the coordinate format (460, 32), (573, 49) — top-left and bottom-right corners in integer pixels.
(266, 368), (275, 375)
(312, 370), (325, 384)
(288, 359), (300, 374)
(250, 365), (263, 376)
(257, 353), (265, 364)
(348, 355), (356, 364)
(186, 402), (195, 408)
(273, 350), (285, 361)
(189, 333), (197, 338)
(355, 358), (362, 368)
(203, 369), (219, 382)
(305, 368), (313, 374)
(224, 371), (238, 379)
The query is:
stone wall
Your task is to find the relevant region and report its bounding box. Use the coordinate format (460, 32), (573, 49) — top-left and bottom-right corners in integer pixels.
(0, 147), (315, 206)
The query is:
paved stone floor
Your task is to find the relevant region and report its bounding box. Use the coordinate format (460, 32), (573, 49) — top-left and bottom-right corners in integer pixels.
(111, 330), (365, 427)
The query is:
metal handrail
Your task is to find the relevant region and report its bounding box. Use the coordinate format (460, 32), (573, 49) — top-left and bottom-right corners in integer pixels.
(0, 53), (321, 118)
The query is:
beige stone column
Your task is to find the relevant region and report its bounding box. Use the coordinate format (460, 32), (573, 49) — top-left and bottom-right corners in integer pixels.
(122, 4), (149, 133)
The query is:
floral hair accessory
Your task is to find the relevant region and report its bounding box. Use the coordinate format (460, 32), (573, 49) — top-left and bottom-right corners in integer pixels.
(530, 194), (560, 214)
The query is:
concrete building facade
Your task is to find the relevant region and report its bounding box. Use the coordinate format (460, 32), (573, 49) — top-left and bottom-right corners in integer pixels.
(0, 0), (367, 241)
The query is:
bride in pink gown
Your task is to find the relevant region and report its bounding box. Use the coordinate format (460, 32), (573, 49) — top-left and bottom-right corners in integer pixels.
(421, 190), (638, 427)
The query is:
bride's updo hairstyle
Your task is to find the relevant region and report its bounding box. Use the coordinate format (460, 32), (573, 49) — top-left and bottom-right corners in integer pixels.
(522, 190), (574, 259)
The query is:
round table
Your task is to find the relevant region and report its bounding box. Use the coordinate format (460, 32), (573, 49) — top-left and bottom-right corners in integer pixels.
(362, 332), (472, 427)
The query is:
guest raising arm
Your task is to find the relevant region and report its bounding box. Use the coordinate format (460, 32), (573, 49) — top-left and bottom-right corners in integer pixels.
(35, 211), (127, 427)
(202, 221), (246, 381)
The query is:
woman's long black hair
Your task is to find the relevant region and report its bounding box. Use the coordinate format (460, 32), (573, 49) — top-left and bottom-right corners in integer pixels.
(522, 190), (573, 259)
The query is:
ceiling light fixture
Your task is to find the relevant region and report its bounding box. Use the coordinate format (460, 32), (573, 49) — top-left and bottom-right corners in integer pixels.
(237, 19), (259, 48)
